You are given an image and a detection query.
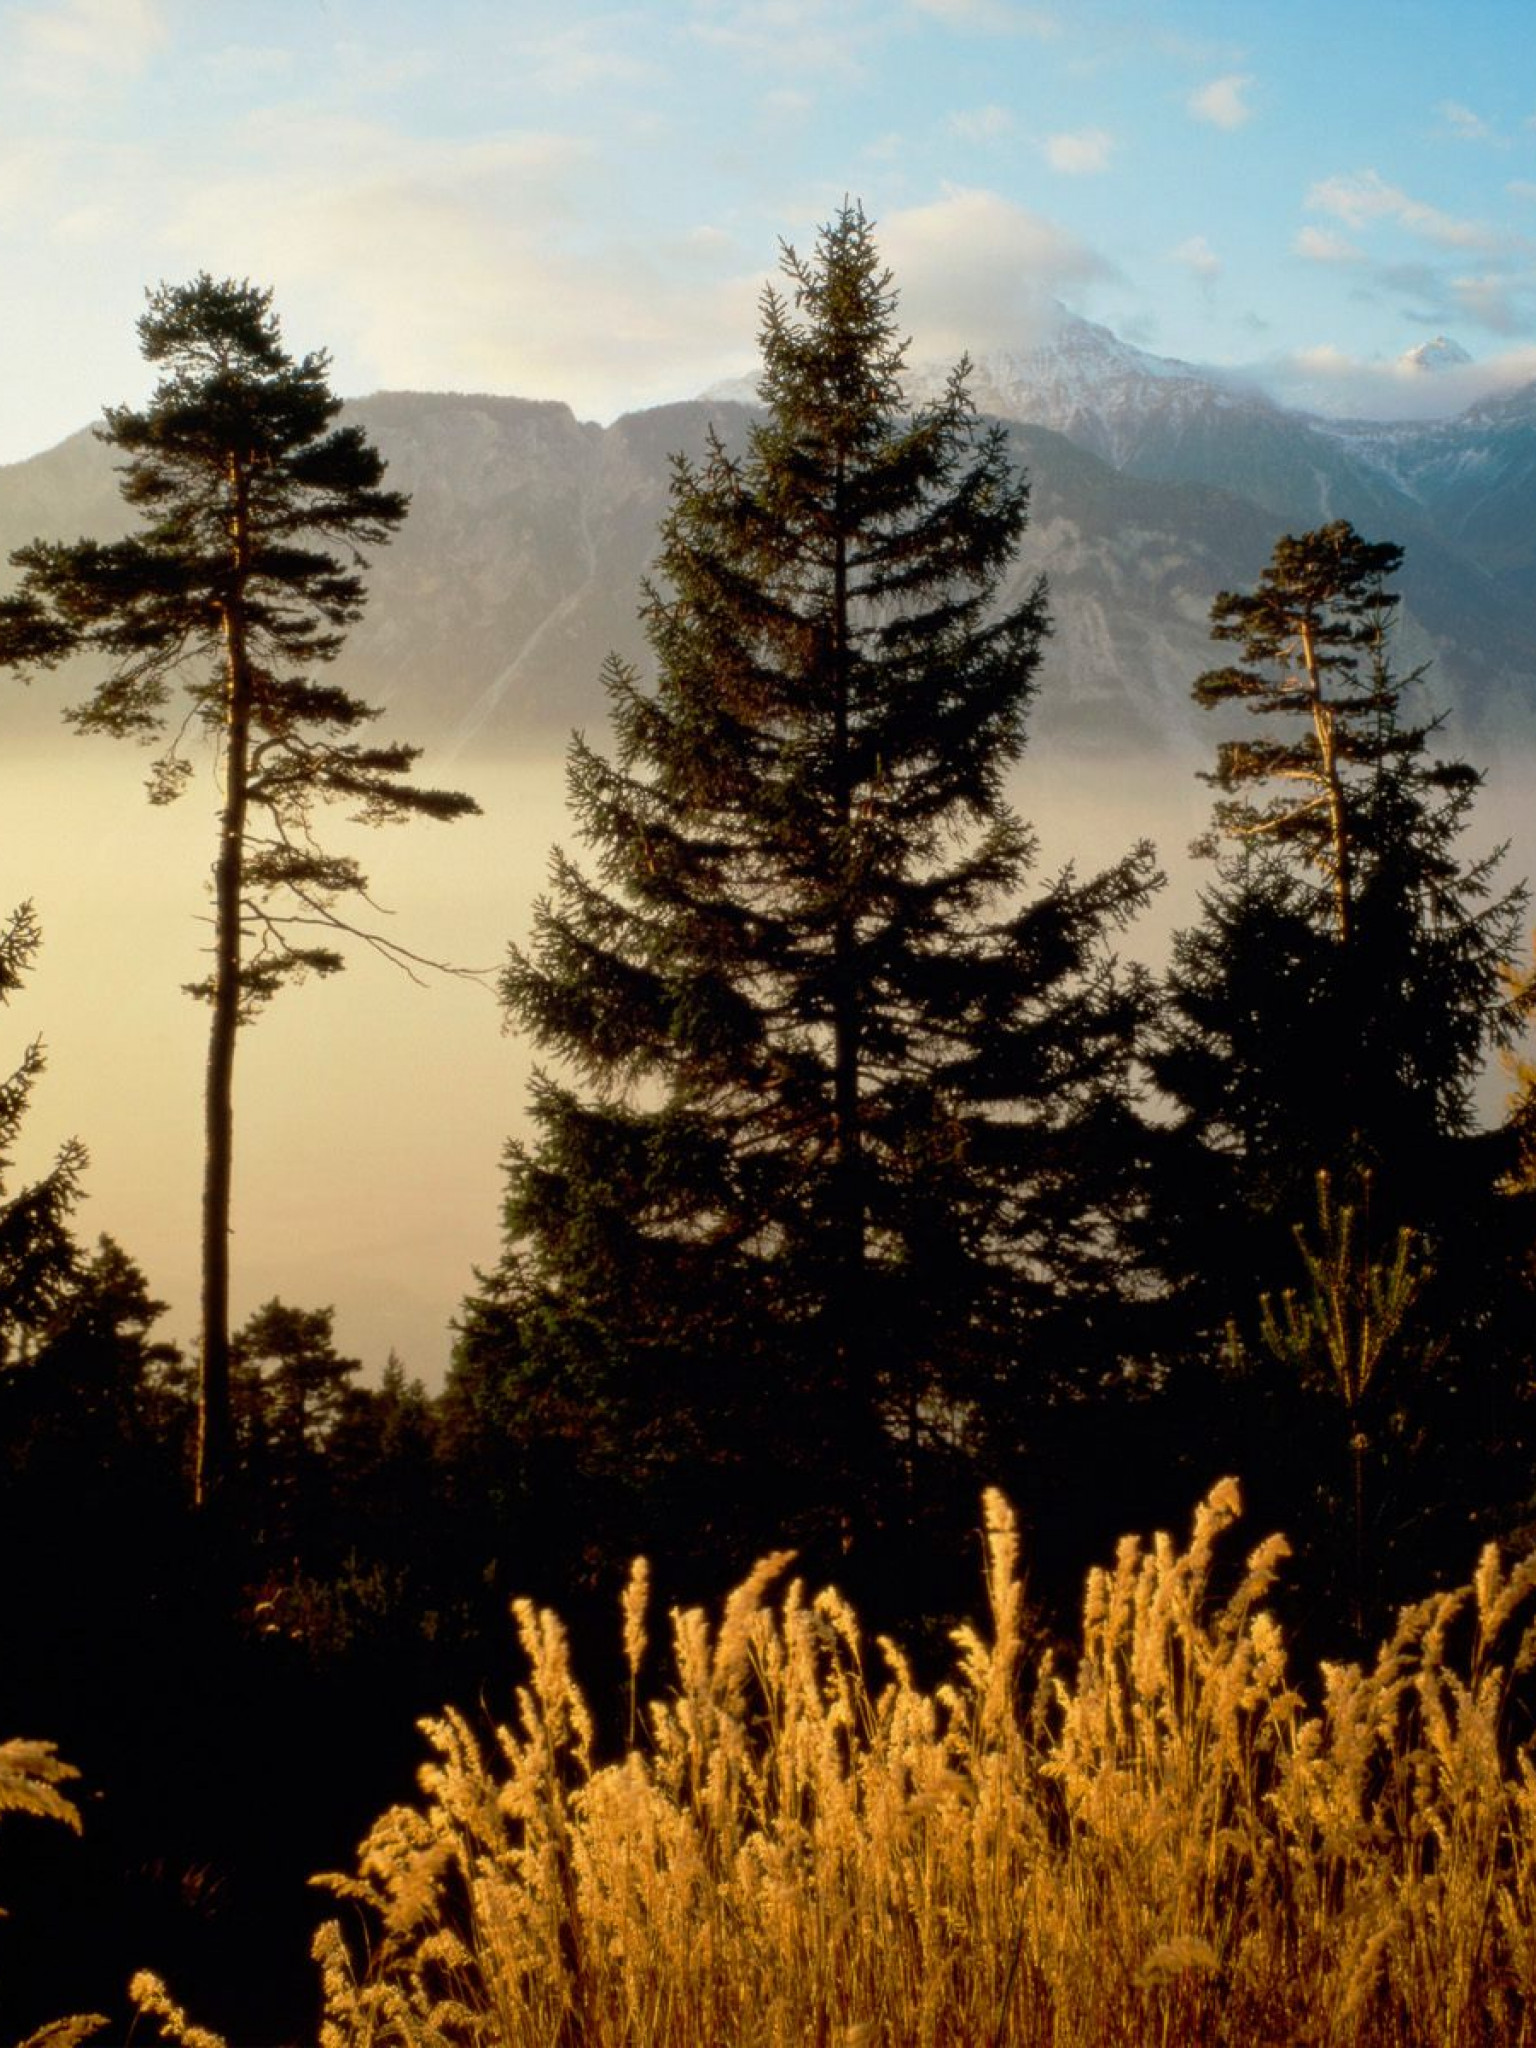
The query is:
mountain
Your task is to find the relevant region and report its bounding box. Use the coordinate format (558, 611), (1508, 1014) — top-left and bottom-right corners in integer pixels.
(907, 313), (1536, 738)
(1399, 336), (1473, 375)
(4, 314), (1535, 759)
(905, 315), (1264, 472)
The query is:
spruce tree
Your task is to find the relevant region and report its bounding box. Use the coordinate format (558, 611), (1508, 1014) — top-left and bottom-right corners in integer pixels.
(457, 207), (1158, 1590)
(0, 277), (478, 1505)
(230, 1298), (361, 1555)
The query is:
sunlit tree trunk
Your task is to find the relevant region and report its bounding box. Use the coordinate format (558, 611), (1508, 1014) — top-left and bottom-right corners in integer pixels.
(1298, 619), (1354, 946)
(197, 455), (252, 1508)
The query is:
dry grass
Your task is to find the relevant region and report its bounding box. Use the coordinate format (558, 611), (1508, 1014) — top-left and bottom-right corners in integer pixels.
(1, 1740), (109, 2048)
(136, 1483), (1536, 2047)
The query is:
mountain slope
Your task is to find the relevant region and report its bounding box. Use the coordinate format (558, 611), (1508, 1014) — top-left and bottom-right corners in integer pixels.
(4, 336), (1534, 758)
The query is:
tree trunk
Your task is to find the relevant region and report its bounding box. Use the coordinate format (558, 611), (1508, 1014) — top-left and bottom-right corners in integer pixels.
(828, 495), (865, 1300)
(826, 478), (873, 1505)
(195, 458), (253, 1509)
(1299, 619), (1354, 946)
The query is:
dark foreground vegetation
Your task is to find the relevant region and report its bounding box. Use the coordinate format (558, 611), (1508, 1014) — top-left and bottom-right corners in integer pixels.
(2, 209), (1535, 2042)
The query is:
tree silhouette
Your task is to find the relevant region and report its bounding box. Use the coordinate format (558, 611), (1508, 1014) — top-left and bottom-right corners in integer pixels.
(0, 278), (478, 1505)
(458, 207), (1158, 1590)
(1150, 522), (1535, 1607)
(0, 902), (85, 1366)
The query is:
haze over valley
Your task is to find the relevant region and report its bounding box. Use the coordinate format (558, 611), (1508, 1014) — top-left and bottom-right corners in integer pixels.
(6, 314), (1536, 1377)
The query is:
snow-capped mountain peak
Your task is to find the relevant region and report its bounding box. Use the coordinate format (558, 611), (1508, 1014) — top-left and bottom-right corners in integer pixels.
(1399, 336), (1473, 375)
(906, 312), (1265, 466)
(705, 305), (1263, 467)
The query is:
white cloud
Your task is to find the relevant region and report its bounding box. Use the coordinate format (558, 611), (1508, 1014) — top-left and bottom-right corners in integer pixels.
(1294, 225), (1365, 266)
(0, 135), (62, 221)
(1044, 127), (1113, 174)
(55, 200), (118, 243)
(1173, 233), (1221, 280)
(878, 186), (1116, 354)
(1258, 340), (1536, 420)
(518, 21), (663, 95)
(154, 117), (768, 424)
(198, 42), (295, 86)
(1188, 74), (1252, 131)
(687, 0), (873, 77)
(10, 0), (165, 91)
(1440, 101), (1503, 147)
(1449, 273), (1527, 335)
(1306, 170), (1496, 251)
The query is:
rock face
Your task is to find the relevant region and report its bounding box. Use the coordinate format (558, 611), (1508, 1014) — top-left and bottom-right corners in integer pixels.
(4, 316), (1535, 759)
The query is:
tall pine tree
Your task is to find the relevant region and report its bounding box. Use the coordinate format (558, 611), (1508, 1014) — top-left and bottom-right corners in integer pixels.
(1148, 521), (1534, 1607)
(457, 208), (1158, 1592)
(1158, 522), (1528, 1287)
(0, 277), (478, 1505)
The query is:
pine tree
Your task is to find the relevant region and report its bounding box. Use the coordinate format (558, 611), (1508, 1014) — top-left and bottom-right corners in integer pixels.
(2, 1231), (188, 1517)
(1149, 521), (1534, 1600)
(233, 1298), (361, 1466)
(0, 278), (478, 1505)
(229, 1297), (362, 1555)
(1192, 522), (1417, 944)
(0, 902), (85, 1365)
(1163, 520), (1528, 1251)
(457, 207), (1158, 1589)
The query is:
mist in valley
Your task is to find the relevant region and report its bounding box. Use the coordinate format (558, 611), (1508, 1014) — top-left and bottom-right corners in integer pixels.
(8, 728), (1531, 1382)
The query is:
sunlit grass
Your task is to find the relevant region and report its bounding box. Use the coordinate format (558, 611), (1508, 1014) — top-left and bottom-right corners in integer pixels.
(1, 1739), (108, 2048)
(133, 1483), (1536, 2047)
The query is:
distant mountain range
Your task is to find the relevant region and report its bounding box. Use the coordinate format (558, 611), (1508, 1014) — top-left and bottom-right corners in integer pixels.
(4, 310), (1535, 761)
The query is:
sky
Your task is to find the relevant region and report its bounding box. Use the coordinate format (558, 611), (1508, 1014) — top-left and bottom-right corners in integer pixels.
(4, 0), (1536, 467)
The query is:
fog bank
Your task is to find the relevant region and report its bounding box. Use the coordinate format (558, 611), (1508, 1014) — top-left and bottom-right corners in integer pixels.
(5, 738), (1531, 1381)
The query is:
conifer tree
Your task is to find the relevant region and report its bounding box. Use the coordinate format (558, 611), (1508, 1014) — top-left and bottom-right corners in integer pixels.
(233, 1298), (361, 1465)
(1162, 521), (1527, 1251)
(230, 1297), (361, 1553)
(0, 902), (84, 1364)
(457, 207), (1158, 1586)
(1192, 523), (1419, 944)
(1149, 521), (1534, 1594)
(0, 277), (478, 1505)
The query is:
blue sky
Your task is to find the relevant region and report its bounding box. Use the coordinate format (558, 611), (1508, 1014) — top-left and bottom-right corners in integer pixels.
(2, 0), (1535, 464)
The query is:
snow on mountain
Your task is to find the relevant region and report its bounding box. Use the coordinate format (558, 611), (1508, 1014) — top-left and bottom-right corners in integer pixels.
(709, 308), (1530, 514)
(708, 307), (1270, 471)
(8, 303), (1536, 757)
(1400, 336), (1473, 374)
(715, 308), (1536, 737)
(902, 310), (1272, 470)
(892, 312), (1536, 621)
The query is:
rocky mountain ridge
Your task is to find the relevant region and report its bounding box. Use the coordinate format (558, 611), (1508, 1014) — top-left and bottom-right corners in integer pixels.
(4, 311), (1534, 762)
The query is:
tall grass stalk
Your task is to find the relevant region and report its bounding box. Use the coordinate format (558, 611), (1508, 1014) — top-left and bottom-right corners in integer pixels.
(138, 1484), (1536, 2047)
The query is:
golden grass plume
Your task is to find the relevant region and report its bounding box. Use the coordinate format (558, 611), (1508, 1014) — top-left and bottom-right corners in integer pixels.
(279, 1482), (1536, 2048)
